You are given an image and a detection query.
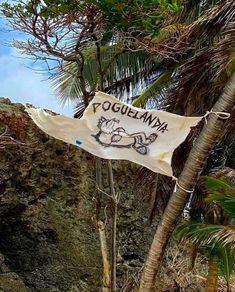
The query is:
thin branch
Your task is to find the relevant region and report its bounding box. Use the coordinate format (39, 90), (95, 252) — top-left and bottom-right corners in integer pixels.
(108, 160), (118, 292)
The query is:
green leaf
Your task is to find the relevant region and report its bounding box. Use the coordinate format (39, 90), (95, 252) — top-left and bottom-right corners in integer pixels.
(201, 177), (235, 218)
(52, 44), (155, 104)
(201, 176), (233, 190)
(215, 243), (235, 283)
(206, 192), (235, 218)
(132, 69), (174, 108)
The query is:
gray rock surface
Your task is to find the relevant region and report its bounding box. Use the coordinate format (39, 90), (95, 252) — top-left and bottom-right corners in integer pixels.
(0, 99), (155, 291)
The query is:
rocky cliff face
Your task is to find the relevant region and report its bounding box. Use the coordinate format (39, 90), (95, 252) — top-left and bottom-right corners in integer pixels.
(0, 98), (156, 291)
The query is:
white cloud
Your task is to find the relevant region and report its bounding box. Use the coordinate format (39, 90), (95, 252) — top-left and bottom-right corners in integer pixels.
(0, 48), (74, 116)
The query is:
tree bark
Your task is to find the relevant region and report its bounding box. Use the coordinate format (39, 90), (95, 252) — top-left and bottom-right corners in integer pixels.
(98, 221), (111, 292)
(139, 73), (235, 292)
(96, 158), (111, 291)
(108, 161), (117, 292)
(206, 256), (218, 292)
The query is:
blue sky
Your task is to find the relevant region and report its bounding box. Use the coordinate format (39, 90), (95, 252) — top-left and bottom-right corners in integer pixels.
(0, 1), (74, 116)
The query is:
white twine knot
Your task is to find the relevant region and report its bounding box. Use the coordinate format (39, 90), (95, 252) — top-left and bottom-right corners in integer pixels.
(204, 110), (231, 124)
(172, 176), (194, 194)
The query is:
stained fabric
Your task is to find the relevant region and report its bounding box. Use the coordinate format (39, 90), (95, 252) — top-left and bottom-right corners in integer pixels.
(26, 91), (203, 177)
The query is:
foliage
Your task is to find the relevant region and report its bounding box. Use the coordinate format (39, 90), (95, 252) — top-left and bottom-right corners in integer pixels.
(1, 0), (183, 36)
(2, 0), (234, 114)
(130, 0), (235, 115)
(52, 45), (156, 104)
(135, 0), (235, 214)
(132, 66), (176, 108)
(175, 176), (235, 285)
(216, 244), (235, 284)
(175, 221), (235, 284)
(93, 0), (183, 36)
(203, 176), (235, 218)
(0, 0), (184, 111)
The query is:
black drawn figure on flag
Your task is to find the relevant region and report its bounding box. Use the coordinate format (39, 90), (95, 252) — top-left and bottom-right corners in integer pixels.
(92, 116), (158, 155)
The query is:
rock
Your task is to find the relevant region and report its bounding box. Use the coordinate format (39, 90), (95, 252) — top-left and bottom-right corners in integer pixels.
(0, 272), (29, 292)
(0, 97), (11, 104)
(0, 98), (156, 291)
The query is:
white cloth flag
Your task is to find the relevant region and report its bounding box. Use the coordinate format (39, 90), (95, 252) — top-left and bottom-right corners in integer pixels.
(26, 91), (203, 177)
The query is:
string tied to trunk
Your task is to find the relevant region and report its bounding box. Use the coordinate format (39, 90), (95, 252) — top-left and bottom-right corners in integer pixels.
(204, 110), (231, 124)
(172, 176), (194, 194)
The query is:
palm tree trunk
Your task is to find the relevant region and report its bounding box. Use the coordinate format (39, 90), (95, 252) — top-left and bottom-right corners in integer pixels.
(206, 256), (218, 292)
(139, 73), (235, 292)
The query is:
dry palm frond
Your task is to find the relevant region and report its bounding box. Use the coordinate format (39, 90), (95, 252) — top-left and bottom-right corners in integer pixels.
(130, 0), (235, 117)
(142, 0), (235, 60)
(212, 226), (235, 247)
(168, 23), (235, 115)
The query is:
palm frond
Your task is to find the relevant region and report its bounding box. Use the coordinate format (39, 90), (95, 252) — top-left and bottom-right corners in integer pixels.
(175, 221), (222, 243)
(207, 193), (235, 218)
(213, 226), (235, 247)
(132, 69), (174, 108)
(180, 0), (223, 22)
(105, 49), (156, 99)
(133, 0), (235, 117)
(144, 0), (235, 60)
(175, 221), (235, 248)
(52, 44), (157, 105)
(201, 176), (235, 217)
(202, 176), (234, 190)
(175, 220), (235, 284)
(52, 62), (85, 105)
(73, 95), (94, 118)
(214, 243), (235, 283)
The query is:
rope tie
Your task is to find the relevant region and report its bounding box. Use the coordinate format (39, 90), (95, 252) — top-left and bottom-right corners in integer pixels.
(204, 110), (231, 124)
(172, 176), (194, 194)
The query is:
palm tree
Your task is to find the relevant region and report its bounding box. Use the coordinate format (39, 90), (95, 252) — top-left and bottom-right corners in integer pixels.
(137, 1), (235, 290)
(139, 69), (235, 292)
